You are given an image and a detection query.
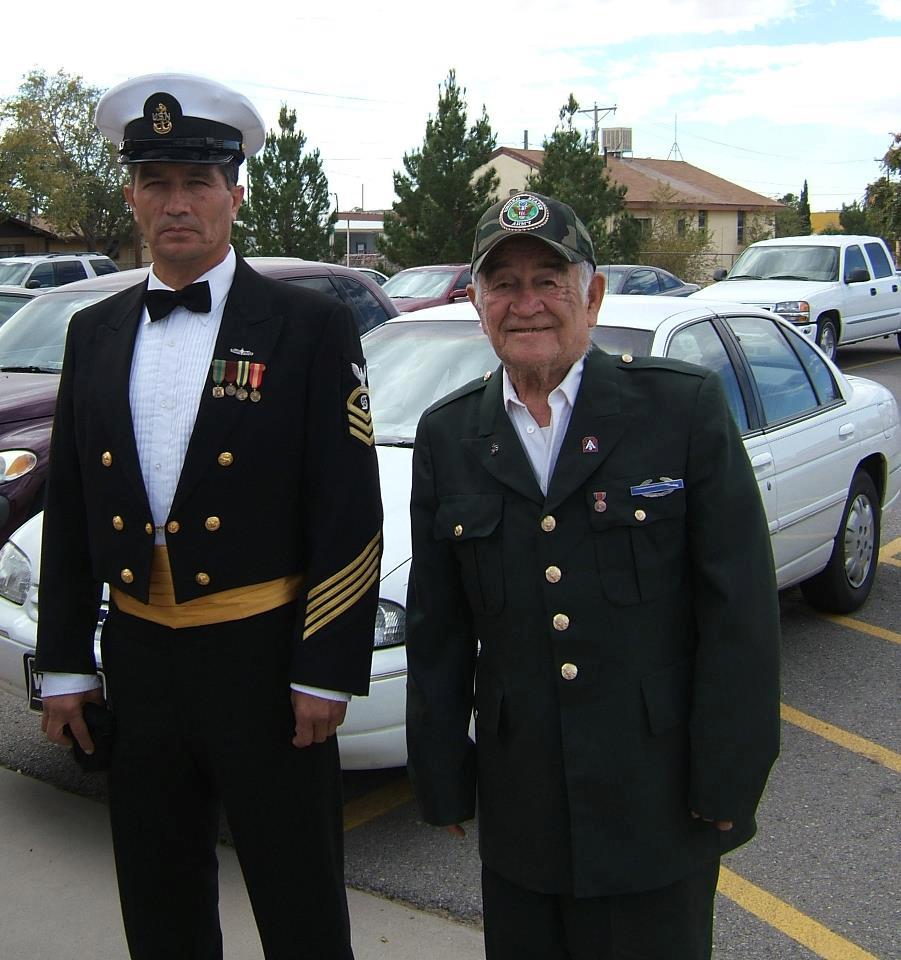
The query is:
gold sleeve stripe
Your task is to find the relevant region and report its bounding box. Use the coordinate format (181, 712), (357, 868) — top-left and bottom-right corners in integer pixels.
(307, 532), (381, 602)
(304, 560), (379, 630)
(350, 426), (375, 446)
(348, 409), (373, 428)
(306, 549), (380, 620)
(303, 564), (380, 641)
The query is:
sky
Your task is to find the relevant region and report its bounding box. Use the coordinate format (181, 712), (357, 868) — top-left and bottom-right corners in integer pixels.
(3, 0), (899, 215)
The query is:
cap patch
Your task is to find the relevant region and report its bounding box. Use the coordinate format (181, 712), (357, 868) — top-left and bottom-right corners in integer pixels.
(145, 93), (182, 138)
(500, 194), (549, 231)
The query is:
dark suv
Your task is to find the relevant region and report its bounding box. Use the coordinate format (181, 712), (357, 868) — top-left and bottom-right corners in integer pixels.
(0, 258), (396, 543)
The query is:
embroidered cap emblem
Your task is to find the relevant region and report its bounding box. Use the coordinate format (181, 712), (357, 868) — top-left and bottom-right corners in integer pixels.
(152, 103), (173, 136)
(500, 194), (549, 231)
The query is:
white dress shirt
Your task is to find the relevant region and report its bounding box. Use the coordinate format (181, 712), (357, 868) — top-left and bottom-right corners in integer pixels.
(502, 355), (586, 496)
(42, 249), (348, 702)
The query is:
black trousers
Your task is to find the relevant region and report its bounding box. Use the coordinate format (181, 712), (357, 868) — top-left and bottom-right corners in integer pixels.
(482, 860), (720, 960)
(101, 603), (353, 960)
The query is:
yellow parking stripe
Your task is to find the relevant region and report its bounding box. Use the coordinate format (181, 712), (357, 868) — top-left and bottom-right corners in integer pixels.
(717, 867), (878, 959)
(842, 356), (901, 371)
(879, 536), (901, 568)
(781, 704), (901, 773)
(820, 614), (901, 646)
(343, 778), (413, 831)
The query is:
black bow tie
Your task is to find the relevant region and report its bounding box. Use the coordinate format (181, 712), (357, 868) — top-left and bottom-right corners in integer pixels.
(145, 281), (212, 322)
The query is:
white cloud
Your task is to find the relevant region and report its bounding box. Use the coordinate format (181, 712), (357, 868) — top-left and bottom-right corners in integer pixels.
(870, 0), (901, 17)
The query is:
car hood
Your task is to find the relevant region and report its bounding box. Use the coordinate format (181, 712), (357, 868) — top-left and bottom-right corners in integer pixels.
(375, 445), (413, 578)
(692, 278), (836, 304)
(11, 444), (416, 591)
(0, 372), (59, 426)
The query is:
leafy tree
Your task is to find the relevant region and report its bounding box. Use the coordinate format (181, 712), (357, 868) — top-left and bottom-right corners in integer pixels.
(636, 185), (716, 283)
(380, 70), (498, 267)
(527, 94), (640, 263)
(775, 182), (811, 237)
(0, 70), (131, 253)
(838, 201), (870, 234)
(234, 105), (335, 260)
(862, 132), (901, 244)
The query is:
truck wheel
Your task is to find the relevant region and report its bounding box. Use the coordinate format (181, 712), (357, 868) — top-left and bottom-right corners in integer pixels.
(816, 319), (837, 360)
(800, 470), (880, 613)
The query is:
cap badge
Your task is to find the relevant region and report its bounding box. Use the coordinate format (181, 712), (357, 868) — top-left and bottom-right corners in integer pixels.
(152, 103), (173, 136)
(500, 194), (549, 232)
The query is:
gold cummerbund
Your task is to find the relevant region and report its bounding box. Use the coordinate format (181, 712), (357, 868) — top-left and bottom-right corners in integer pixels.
(109, 546), (303, 628)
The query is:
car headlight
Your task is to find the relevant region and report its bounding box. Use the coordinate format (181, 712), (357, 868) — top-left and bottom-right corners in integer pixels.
(0, 540), (32, 605)
(0, 449), (37, 484)
(373, 599), (405, 649)
(772, 301), (810, 324)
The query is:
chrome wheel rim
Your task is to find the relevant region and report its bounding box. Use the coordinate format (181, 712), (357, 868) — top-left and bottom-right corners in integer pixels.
(819, 324), (836, 358)
(843, 494), (875, 588)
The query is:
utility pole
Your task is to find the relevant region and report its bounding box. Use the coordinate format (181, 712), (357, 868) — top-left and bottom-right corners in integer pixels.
(576, 102), (617, 147)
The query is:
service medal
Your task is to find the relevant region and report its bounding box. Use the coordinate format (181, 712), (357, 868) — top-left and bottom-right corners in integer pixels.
(248, 362), (266, 403)
(210, 358), (226, 398)
(224, 359), (238, 396)
(235, 360), (250, 401)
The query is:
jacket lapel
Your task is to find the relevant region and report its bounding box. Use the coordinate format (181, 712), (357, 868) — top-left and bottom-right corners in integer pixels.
(93, 280), (150, 506)
(544, 350), (625, 512)
(170, 257), (284, 513)
(459, 369), (545, 505)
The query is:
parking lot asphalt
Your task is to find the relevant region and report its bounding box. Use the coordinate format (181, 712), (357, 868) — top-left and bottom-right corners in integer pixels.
(0, 765), (485, 960)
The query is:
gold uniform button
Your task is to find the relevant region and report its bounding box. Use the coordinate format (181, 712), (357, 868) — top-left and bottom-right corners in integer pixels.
(561, 662), (579, 681)
(166, 520), (180, 534)
(101, 451), (113, 467)
(217, 452), (234, 467)
(622, 353), (634, 363)
(453, 524), (463, 537)
(112, 516), (124, 531)
(195, 572), (211, 586)
(634, 509), (647, 522)
(553, 613), (570, 631)
(145, 522), (154, 535)
(120, 568), (134, 584)
(545, 565), (562, 584)
(205, 516), (221, 532)
(540, 515), (557, 533)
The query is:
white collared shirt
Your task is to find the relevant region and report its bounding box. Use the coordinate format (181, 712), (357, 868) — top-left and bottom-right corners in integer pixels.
(502, 355), (586, 496)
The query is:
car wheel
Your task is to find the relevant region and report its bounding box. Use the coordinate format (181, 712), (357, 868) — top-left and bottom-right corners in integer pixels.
(800, 471), (880, 613)
(816, 318), (838, 360)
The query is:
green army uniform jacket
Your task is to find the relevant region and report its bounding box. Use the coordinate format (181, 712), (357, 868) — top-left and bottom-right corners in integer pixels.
(406, 347), (780, 897)
(36, 255), (382, 695)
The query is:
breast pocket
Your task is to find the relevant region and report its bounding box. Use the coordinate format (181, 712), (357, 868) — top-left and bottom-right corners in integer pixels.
(435, 494), (505, 616)
(588, 480), (687, 605)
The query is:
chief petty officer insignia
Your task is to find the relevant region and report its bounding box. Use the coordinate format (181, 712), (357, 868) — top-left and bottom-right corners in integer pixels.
(346, 361), (373, 446)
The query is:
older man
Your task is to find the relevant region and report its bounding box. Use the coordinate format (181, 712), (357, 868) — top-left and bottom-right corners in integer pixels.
(405, 193), (780, 959)
(35, 74), (381, 959)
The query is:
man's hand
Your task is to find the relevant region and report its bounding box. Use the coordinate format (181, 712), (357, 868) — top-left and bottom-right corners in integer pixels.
(446, 824), (466, 839)
(291, 691), (348, 748)
(41, 688), (104, 754)
(691, 810), (733, 831)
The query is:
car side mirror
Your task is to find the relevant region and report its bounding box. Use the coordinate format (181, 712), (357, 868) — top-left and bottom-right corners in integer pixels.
(845, 268), (869, 284)
(712, 268), (727, 281)
(24, 279), (42, 289)
(449, 288), (469, 301)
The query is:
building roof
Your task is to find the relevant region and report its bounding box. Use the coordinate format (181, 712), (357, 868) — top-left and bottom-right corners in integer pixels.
(487, 147), (781, 212)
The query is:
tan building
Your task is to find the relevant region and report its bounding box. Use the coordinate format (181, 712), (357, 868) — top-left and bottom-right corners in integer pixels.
(811, 210), (841, 233)
(474, 146), (783, 269)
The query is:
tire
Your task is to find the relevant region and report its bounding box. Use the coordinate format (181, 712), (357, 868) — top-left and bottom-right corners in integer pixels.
(816, 318), (838, 361)
(800, 471), (881, 613)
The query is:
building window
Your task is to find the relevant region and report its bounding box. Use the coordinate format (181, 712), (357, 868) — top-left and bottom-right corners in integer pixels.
(737, 211), (745, 245)
(636, 218), (652, 235)
(697, 210), (707, 231)
(677, 218), (687, 236)
(0, 244), (25, 257)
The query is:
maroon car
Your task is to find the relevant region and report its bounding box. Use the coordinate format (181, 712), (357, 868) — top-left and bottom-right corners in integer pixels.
(0, 258), (396, 543)
(381, 263), (471, 313)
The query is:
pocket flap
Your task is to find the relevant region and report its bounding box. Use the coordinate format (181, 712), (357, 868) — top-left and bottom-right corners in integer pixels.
(434, 494), (503, 541)
(587, 479), (686, 529)
(641, 657), (693, 735)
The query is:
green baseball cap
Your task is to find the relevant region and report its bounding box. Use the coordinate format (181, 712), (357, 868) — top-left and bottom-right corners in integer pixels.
(471, 192), (596, 274)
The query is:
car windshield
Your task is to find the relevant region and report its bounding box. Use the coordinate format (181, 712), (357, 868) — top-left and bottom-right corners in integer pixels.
(728, 245), (839, 282)
(0, 290), (110, 371)
(0, 293), (31, 326)
(382, 269), (457, 299)
(363, 320), (653, 443)
(0, 262), (30, 285)
(597, 267), (628, 293)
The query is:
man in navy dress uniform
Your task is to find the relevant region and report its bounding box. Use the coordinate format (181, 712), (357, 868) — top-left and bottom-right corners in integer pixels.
(405, 193), (780, 959)
(36, 73), (381, 960)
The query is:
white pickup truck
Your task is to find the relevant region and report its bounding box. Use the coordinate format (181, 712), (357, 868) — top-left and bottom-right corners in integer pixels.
(691, 234), (901, 360)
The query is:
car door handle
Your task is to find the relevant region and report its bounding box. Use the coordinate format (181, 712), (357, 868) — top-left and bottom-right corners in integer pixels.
(838, 423), (855, 439)
(750, 453), (773, 468)
(870, 287), (877, 296)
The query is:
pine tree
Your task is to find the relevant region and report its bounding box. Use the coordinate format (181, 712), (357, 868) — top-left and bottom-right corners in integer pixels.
(379, 70), (498, 267)
(527, 95), (639, 263)
(798, 180), (812, 235)
(235, 105), (335, 260)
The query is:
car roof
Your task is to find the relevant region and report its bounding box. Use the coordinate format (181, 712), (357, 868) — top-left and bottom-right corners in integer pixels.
(747, 235), (868, 248)
(381, 294), (777, 331)
(0, 284), (49, 296)
(391, 263), (468, 272)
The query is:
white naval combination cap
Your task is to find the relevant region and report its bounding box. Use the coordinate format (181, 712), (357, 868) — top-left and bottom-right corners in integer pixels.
(95, 72), (266, 166)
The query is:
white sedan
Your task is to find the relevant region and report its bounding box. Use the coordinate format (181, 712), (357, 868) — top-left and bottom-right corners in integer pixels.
(1, 295), (899, 768)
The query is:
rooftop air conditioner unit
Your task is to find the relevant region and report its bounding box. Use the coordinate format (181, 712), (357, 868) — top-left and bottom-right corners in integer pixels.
(602, 127), (632, 156)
